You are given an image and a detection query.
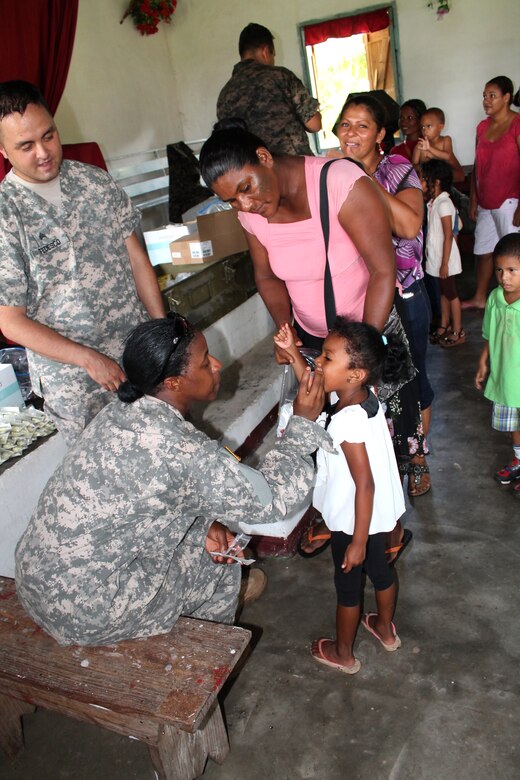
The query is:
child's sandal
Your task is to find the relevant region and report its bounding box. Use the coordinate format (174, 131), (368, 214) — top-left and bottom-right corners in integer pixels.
(441, 329), (466, 348)
(429, 326), (451, 345)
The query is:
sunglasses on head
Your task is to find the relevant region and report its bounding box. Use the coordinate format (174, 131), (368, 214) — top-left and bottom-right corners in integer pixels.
(167, 312), (189, 345)
(159, 313), (190, 377)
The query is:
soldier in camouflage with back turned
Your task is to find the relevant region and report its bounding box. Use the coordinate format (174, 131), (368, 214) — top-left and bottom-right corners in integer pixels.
(0, 80), (165, 445)
(217, 23), (321, 155)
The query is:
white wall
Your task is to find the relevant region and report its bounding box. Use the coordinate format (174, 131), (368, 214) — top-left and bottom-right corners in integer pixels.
(165, 0), (519, 165)
(56, 0), (519, 165)
(55, 0), (183, 159)
(391, 0), (520, 163)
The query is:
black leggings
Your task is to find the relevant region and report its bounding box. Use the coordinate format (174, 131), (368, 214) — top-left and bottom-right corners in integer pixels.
(331, 531), (395, 607)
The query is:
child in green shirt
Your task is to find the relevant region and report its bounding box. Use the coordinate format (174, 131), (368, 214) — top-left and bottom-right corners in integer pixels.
(475, 233), (520, 498)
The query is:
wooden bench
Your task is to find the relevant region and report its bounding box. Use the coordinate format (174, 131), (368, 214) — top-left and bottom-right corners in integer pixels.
(0, 576), (251, 780)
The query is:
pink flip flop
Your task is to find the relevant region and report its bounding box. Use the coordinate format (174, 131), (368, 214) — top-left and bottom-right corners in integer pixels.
(311, 638), (361, 674)
(361, 613), (401, 652)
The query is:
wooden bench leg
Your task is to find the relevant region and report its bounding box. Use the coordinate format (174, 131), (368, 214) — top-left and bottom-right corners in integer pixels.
(149, 701), (229, 780)
(0, 694), (36, 759)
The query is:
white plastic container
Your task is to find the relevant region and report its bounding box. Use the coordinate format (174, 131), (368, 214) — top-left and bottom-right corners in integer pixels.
(0, 347), (32, 400)
(0, 363), (24, 409)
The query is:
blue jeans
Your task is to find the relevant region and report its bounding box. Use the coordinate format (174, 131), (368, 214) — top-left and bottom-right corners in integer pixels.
(423, 272), (441, 322)
(395, 280), (434, 410)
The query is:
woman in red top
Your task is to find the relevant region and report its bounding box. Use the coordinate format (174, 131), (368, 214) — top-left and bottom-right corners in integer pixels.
(390, 99), (427, 162)
(463, 76), (520, 310)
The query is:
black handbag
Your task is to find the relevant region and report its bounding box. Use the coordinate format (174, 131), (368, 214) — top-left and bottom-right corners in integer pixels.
(318, 159), (416, 401)
(377, 305), (417, 402)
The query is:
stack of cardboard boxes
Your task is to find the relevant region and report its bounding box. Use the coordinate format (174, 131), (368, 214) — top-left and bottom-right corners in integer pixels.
(144, 209), (248, 279)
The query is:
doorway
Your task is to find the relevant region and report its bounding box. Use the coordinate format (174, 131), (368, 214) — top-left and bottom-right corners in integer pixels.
(300, 5), (402, 152)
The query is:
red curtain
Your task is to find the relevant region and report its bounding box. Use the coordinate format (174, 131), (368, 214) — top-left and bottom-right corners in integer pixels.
(304, 7), (390, 46)
(0, 0), (79, 181)
(62, 142), (107, 171)
(0, 0), (78, 114)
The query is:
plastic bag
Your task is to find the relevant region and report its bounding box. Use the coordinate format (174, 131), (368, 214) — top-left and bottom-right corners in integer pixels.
(0, 347), (33, 400)
(276, 348), (321, 436)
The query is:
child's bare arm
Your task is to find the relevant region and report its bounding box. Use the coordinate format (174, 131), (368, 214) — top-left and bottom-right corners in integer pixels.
(411, 143), (423, 167)
(340, 441), (374, 573)
(273, 323), (308, 381)
(415, 138), (433, 164)
(439, 215), (453, 279)
(427, 138), (451, 162)
(475, 341), (490, 390)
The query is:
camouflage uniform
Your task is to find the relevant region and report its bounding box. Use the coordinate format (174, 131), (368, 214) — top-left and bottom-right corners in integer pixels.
(0, 161), (149, 445)
(217, 60), (319, 155)
(15, 395), (332, 646)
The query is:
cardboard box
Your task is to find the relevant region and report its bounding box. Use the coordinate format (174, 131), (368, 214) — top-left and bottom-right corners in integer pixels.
(0, 364), (24, 409)
(197, 209), (248, 258)
(143, 223), (194, 266)
(169, 209), (248, 266)
(169, 230), (214, 264)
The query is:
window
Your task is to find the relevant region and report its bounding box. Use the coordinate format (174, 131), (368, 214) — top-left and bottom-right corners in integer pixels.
(301, 6), (401, 151)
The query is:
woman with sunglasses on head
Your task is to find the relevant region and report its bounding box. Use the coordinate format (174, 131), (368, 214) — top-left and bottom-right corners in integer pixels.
(15, 314), (328, 646)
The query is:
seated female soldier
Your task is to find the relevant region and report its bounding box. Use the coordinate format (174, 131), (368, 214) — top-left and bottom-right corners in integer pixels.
(15, 314), (328, 646)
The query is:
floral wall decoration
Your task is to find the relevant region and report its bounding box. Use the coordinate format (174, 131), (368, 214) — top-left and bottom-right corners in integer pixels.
(427, 1), (450, 20)
(120, 0), (177, 36)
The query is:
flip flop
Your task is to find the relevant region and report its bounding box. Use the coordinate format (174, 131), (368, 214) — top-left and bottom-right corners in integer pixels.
(311, 638), (361, 674)
(360, 613), (401, 652)
(297, 525), (332, 558)
(385, 528), (413, 566)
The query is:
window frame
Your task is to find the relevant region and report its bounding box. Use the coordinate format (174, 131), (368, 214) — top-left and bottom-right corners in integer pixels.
(298, 2), (403, 154)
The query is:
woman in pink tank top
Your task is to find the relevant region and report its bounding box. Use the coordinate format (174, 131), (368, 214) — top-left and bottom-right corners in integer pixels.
(199, 119), (396, 360)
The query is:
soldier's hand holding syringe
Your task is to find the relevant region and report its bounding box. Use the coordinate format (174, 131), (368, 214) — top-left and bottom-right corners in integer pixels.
(208, 530), (256, 565)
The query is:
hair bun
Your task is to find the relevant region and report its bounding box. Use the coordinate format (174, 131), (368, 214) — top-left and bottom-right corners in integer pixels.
(117, 380), (144, 404)
(213, 117), (249, 134)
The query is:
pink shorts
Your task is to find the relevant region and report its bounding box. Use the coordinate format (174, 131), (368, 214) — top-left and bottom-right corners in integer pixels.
(474, 199), (519, 255)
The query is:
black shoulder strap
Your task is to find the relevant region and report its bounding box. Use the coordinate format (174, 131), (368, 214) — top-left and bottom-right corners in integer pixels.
(323, 399), (339, 430)
(359, 389), (380, 419)
(319, 160), (336, 331)
(319, 158), (365, 331)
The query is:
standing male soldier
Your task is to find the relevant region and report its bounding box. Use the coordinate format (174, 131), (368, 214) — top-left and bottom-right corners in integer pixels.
(0, 81), (165, 445)
(217, 23), (321, 155)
